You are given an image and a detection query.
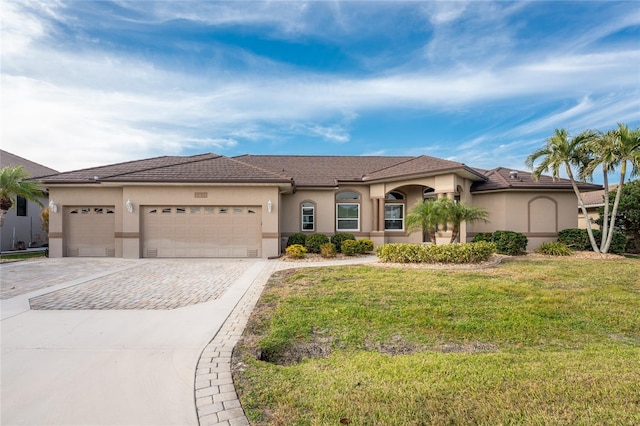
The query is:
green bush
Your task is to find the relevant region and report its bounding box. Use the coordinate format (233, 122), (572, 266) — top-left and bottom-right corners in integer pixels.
(376, 242), (496, 264)
(305, 234), (330, 254)
(537, 241), (573, 256)
(356, 239), (374, 254)
(610, 232), (627, 254)
(558, 228), (627, 254)
(320, 243), (337, 258)
(341, 240), (359, 256)
(557, 228), (590, 250)
(331, 233), (355, 253)
(286, 233), (307, 247)
(285, 244), (307, 259)
(472, 232), (494, 243)
(492, 230), (528, 256)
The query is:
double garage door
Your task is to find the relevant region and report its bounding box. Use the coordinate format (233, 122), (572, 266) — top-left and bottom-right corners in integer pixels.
(142, 206), (261, 258)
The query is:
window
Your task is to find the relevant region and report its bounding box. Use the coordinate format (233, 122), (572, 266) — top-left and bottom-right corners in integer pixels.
(336, 191), (360, 201)
(423, 187), (436, 201)
(385, 204), (404, 230)
(301, 202), (315, 231)
(16, 196), (27, 216)
(336, 191), (361, 231)
(337, 204), (359, 231)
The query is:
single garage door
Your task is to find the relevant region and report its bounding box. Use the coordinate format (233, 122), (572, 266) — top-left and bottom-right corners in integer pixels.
(142, 206), (261, 258)
(65, 207), (116, 257)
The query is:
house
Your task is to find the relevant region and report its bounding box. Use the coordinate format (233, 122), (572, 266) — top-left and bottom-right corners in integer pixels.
(578, 185), (618, 230)
(38, 153), (602, 259)
(0, 150), (58, 251)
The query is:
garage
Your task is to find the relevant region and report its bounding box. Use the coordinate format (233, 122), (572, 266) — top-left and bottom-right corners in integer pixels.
(65, 206), (116, 257)
(142, 206), (261, 258)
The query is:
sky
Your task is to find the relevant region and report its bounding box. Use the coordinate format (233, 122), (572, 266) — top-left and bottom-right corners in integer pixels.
(2, 1), (639, 182)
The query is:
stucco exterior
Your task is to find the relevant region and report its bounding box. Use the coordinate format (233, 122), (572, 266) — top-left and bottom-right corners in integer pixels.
(469, 191), (580, 250)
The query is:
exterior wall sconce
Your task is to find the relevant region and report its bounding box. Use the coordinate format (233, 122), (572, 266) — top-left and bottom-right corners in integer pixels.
(267, 199), (273, 213)
(125, 199), (134, 213)
(49, 200), (58, 213)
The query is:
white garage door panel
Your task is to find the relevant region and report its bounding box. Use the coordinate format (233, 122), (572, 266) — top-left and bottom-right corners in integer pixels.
(65, 207), (116, 257)
(143, 206), (261, 258)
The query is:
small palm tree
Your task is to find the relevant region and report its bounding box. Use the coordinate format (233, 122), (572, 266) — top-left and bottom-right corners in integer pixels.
(0, 165), (46, 228)
(405, 199), (442, 244)
(437, 198), (489, 243)
(525, 128), (601, 252)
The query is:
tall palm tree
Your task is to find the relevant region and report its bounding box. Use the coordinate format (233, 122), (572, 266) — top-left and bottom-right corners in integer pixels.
(405, 199), (442, 244)
(525, 128), (601, 252)
(0, 165), (46, 228)
(437, 198), (489, 243)
(581, 129), (619, 251)
(604, 124), (640, 252)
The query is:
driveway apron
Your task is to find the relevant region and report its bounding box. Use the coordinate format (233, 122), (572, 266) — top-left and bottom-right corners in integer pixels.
(0, 257), (270, 426)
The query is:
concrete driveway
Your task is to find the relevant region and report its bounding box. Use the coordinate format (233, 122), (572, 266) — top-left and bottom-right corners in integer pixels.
(0, 257), (274, 426)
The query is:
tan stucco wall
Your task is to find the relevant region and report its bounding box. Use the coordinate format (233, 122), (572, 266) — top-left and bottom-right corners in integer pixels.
(48, 184), (281, 258)
(470, 191), (579, 250)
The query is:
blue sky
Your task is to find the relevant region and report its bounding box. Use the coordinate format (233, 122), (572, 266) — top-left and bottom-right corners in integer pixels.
(2, 1), (639, 182)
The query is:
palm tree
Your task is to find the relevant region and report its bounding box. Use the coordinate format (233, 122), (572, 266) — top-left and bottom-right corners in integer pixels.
(437, 198), (489, 243)
(581, 129), (618, 250)
(604, 124), (640, 252)
(525, 128), (601, 252)
(405, 199), (442, 244)
(0, 165), (46, 228)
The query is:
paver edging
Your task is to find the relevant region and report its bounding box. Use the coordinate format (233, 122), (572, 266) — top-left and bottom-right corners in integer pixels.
(193, 256), (378, 426)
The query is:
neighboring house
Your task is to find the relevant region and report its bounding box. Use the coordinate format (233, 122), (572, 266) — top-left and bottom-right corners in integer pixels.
(0, 150), (58, 252)
(39, 153), (601, 259)
(578, 184), (619, 230)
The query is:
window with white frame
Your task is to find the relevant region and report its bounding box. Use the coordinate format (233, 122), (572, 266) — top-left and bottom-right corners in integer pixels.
(301, 202), (315, 231)
(384, 191), (405, 230)
(336, 191), (360, 231)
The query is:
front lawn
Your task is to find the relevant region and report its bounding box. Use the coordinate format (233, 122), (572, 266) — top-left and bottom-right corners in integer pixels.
(232, 258), (640, 425)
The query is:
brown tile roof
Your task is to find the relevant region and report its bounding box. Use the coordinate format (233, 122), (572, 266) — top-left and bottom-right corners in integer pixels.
(1, 150), (58, 177)
(581, 184), (619, 207)
(471, 167), (602, 192)
(39, 152), (602, 194)
(363, 155), (487, 182)
(235, 155), (415, 187)
(41, 153), (292, 184)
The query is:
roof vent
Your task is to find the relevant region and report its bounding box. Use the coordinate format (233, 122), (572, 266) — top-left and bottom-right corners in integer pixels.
(509, 170), (518, 179)
(93, 175), (100, 181)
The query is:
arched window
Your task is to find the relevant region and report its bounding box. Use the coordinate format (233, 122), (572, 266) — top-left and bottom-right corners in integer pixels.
(336, 191), (361, 231)
(385, 191), (405, 231)
(423, 187), (436, 201)
(301, 202), (315, 232)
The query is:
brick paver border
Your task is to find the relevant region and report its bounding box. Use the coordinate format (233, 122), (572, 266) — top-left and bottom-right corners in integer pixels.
(194, 256), (378, 426)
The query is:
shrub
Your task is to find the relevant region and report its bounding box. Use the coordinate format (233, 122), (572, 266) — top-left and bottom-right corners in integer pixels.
(331, 233), (355, 253)
(285, 244), (307, 259)
(492, 230), (528, 256)
(537, 241), (573, 256)
(356, 239), (374, 254)
(320, 243), (337, 258)
(557, 228), (590, 250)
(558, 228), (626, 254)
(472, 232), (494, 243)
(305, 234), (330, 254)
(286, 233), (307, 247)
(376, 242), (496, 264)
(609, 232), (627, 254)
(341, 240), (359, 256)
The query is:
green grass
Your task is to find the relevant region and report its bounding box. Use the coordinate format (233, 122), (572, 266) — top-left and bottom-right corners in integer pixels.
(0, 250), (47, 262)
(233, 258), (640, 425)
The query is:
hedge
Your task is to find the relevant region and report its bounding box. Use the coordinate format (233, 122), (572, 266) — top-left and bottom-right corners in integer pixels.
(558, 228), (627, 254)
(473, 230), (528, 255)
(305, 234), (330, 254)
(376, 242), (496, 264)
